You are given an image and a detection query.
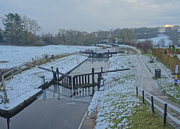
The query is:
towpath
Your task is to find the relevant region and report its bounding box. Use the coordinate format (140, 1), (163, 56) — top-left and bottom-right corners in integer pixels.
(81, 53), (180, 129)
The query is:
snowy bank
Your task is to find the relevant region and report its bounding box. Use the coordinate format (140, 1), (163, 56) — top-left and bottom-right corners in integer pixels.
(0, 55), (87, 110)
(88, 50), (142, 128)
(0, 45), (99, 69)
(87, 45), (177, 128)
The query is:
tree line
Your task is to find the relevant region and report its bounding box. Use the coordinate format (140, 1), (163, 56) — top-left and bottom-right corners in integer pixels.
(0, 13), (41, 45)
(165, 26), (180, 45)
(0, 13), (179, 46)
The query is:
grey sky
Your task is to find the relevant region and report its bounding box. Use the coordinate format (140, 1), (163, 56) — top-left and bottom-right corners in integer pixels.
(0, 0), (180, 34)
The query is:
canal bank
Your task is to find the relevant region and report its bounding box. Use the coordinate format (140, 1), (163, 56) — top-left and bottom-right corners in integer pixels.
(0, 54), (111, 129)
(0, 56), (88, 118)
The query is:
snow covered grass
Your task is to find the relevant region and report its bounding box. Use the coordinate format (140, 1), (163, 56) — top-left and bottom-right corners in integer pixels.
(0, 45), (99, 69)
(0, 45), (100, 109)
(141, 54), (180, 103)
(88, 54), (140, 128)
(0, 55), (87, 110)
(88, 52), (171, 128)
(137, 34), (172, 47)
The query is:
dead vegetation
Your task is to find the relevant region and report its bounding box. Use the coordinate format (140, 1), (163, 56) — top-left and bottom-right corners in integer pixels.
(0, 53), (74, 83)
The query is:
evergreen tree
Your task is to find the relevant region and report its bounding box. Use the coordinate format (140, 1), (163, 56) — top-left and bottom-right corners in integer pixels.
(2, 13), (41, 45)
(2, 13), (24, 44)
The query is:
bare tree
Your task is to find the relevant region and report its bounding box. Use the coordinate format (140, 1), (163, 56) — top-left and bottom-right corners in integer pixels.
(22, 15), (41, 34)
(158, 38), (165, 47)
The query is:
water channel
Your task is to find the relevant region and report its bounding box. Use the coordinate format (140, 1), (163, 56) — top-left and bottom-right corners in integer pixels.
(0, 57), (110, 129)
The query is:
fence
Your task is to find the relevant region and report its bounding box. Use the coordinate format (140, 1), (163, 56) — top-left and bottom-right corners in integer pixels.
(0, 67), (23, 101)
(136, 87), (180, 128)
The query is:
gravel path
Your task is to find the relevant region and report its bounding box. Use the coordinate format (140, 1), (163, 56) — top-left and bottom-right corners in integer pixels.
(137, 55), (161, 94)
(81, 53), (180, 129)
(137, 54), (180, 128)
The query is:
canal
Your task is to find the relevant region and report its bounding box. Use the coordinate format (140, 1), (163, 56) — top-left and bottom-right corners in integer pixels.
(0, 57), (110, 129)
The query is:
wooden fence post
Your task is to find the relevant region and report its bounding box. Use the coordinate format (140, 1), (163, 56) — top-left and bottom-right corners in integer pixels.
(142, 90), (144, 103)
(82, 75), (84, 84)
(151, 96), (154, 113)
(85, 75), (87, 84)
(73, 76), (75, 86)
(92, 68), (95, 83)
(79, 76), (81, 85)
(76, 76), (78, 85)
(97, 73), (101, 91)
(69, 76), (71, 86)
(136, 87), (138, 96)
(101, 67), (103, 73)
(164, 103), (167, 127)
(92, 86), (94, 96)
(88, 75), (90, 84)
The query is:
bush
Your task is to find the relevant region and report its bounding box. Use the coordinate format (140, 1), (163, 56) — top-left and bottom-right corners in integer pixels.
(152, 48), (180, 73)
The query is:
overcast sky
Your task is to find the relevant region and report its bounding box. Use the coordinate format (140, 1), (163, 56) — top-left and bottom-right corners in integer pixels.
(0, 0), (180, 34)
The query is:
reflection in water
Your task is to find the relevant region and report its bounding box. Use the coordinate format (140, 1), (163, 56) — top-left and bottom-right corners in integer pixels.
(40, 85), (62, 100)
(7, 118), (10, 129)
(39, 84), (99, 100)
(42, 89), (47, 101)
(39, 57), (109, 100)
(1, 57), (110, 129)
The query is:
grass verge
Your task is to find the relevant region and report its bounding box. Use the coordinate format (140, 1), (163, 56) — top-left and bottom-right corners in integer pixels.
(127, 103), (173, 129)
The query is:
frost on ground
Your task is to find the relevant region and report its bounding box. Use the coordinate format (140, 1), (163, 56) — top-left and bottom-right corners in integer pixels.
(88, 54), (142, 128)
(141, 55), (180, 101)
(0, 55), (87, 110)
